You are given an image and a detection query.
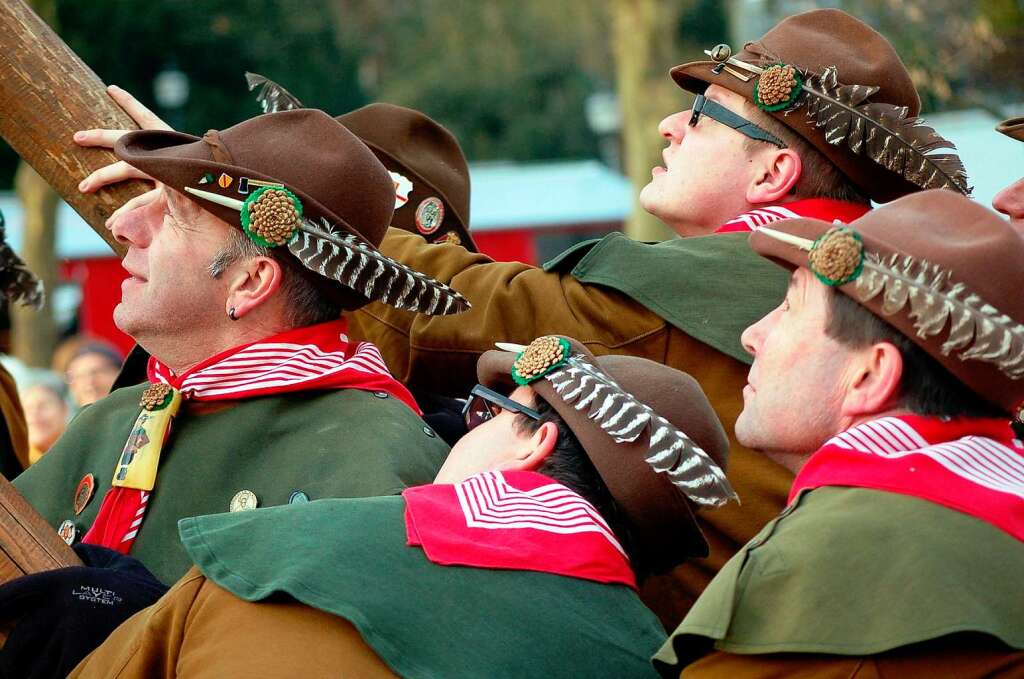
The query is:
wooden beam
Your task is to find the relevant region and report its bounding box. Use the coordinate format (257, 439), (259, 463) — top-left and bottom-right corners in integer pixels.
(0, 0), (152, 257)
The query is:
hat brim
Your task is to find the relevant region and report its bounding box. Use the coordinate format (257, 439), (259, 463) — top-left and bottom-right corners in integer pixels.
(476, 346), (711, 568)
(116, 129), (372, 251)
(997, 117), (1024, 142)
(669, 60), (922, 204)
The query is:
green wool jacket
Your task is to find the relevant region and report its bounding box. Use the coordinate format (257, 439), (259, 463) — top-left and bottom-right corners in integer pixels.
(14, 383), (448, 585)
(653, 486), (1024, 676)
(542, 231), (787, 364)
(179, 494), (666, 679)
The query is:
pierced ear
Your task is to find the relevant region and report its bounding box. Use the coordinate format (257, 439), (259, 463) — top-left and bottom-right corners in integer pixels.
(746, 147), (802, 205)
(224, 255), (283, 320)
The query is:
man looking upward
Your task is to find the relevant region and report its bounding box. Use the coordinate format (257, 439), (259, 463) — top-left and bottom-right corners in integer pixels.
(15, 109), (468, 585)
(655, 190), (1024, 677)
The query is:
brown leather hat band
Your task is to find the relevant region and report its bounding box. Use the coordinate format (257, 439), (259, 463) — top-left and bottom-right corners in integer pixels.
(201, 130), (235, 165)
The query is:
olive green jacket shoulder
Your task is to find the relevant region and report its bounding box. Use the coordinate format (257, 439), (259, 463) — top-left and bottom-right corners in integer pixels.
(654, 487), (1024, 676)
(14, 383), (448, 584)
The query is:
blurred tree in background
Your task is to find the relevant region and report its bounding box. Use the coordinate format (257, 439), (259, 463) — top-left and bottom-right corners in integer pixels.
(0, 0), (1021, 207)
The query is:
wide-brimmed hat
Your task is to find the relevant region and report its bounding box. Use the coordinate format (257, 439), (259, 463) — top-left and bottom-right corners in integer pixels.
(115, 109), (469, 316)
(750, 189), (1023, 419)
(337, 104), (475, 250)
(997, 117), (1024, 142)
(477, 336), (734, 572)
(246, 74), (476, 250)
(670, 9), (969, 202)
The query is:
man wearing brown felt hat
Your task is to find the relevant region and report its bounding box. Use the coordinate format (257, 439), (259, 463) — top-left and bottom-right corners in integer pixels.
(76, 10), (970, 626)
(71, 337), (732, 677)
(654, 190), (1024, 677)
(14, 105), (470, 587)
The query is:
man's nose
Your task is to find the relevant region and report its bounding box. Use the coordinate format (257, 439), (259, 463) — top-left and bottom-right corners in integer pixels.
(108, 201), (156, 247)
(741, 307), (778, 358)
(993, 178), (1024, 223)
(658, 110), (691, 142)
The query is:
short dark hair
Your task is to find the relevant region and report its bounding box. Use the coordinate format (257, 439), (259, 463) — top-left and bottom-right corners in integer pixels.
(743, 104), (869, 205)
(514, 397), (648, 580)
(825, 290), (1007, 419)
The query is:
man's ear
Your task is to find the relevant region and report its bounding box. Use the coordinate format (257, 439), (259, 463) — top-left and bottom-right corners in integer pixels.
(841, 341), (904, 417)
(503, 421), (559, 473)
(745, 147), (802, 205)
(224, 255), (283, 320)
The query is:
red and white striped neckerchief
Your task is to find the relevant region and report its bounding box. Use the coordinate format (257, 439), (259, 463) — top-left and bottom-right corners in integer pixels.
(403, 471), (636, 588)
(84, 318), (419, 555)
(145, 318), (419, 411)
(715, 198), (870, 234)
(791, 415), (1024, 542)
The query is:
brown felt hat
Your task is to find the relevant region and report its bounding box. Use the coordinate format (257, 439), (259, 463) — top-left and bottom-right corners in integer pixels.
(750, 189), (1024, 419)
(115, 109), (469, 315)
(337, 104), (476, 251)
(997, 117), (1024, 142)
(477, 337), (732, 572)
(671, 9), (967, 202)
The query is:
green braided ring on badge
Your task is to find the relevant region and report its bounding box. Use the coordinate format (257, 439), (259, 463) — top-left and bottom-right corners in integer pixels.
(241, 186), (303, 248)
(512, 336), (571, 385)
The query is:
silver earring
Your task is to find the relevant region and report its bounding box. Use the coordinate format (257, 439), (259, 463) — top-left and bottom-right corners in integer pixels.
(228, 307), (238, 321)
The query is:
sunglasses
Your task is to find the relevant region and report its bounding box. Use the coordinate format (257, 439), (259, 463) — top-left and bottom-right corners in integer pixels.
(462, 384), (542, 431)
(689, 94), (787, 148)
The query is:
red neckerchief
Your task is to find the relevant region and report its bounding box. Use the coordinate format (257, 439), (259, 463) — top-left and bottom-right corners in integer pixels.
(85, 318), (418, 554)
(146, 318), (419, 412)
(791, 415), (1024, 542)
(715, 198), (870, 233)
(403, 471), (636, 588)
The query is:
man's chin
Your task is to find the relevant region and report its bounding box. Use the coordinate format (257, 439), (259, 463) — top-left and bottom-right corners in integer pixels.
(111, 303), (141, 339)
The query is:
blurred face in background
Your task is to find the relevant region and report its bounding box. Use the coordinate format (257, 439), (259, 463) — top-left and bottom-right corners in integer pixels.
(66, 351), (120, 406)
(23, 384), (69, 456)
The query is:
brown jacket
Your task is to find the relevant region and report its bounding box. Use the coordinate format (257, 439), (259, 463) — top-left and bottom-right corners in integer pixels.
(70, 567), (398, 678)
(350, 228), (794, 627)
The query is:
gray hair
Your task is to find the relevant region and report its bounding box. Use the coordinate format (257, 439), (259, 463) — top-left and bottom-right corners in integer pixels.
(207, 228), (341, 328)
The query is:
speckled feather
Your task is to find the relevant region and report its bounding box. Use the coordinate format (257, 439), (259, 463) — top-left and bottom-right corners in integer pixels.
(546, 356), (737, 507)
(289, 217), (470, 315)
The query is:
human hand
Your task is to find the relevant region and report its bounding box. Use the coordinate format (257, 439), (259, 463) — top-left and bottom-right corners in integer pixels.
(74, 85), (173, 194)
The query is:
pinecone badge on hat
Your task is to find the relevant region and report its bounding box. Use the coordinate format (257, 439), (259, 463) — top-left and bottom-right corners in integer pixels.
(671, 8), (970, 202)
(114, 108), (470, 317)
(750, 189), (1024, 421)
(478, 336), (735, 570)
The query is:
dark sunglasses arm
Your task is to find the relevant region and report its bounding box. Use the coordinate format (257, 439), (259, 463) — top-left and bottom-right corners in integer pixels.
(691, 95), (787, 148)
